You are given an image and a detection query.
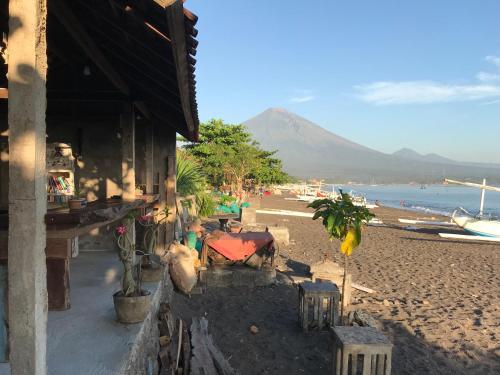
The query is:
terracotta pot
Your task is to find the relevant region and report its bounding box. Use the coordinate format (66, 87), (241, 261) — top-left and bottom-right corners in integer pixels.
(113, 290), (151, 324)
(68, 198), (86, 210)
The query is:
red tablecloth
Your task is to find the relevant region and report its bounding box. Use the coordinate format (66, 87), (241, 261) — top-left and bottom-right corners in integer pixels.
(205, 232), (274, 261)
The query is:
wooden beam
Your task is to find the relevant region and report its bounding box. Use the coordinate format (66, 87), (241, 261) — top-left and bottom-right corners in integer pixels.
(75, 0), (176, 69)
(165, 0), (196, 138)
(49, 0), (152, 119)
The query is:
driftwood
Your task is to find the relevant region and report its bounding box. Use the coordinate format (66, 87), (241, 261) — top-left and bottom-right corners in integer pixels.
(190, 317), (237, 375)
(351, 283), (376, 294)
(158, 303), (187, 375)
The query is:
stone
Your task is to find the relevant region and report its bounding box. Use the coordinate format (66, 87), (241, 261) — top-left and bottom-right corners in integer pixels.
(250, 325), (259, 334)
(266, 225), (290, 247)
(383, 299), (391, 307)
(240, 207), (257, 226)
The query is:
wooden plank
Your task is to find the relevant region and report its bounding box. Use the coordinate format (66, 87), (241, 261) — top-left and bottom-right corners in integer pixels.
(182, 321), (191, 375)
(199, 318), (235, 375)
(351, 283), (377, 294)
(190, 318), (217, 375)
(46, 239), (71, 259)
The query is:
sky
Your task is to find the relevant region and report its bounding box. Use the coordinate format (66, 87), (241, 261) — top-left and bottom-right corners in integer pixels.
(188, 0), (500, 163)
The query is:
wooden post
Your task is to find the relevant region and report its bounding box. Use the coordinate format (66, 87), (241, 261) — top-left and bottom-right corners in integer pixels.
(145, 122), (154, 194)
(7, 0), (48, 373)
(155, 122), (167, 250)
(121, 103), (136, 201)
(165, 128), (176, 244)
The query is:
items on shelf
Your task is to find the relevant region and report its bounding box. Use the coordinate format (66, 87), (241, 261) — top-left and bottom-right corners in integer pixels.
(46, 143), (76, 205)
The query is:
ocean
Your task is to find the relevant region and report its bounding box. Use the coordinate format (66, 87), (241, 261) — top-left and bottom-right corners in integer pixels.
(328, 184), (500, 217)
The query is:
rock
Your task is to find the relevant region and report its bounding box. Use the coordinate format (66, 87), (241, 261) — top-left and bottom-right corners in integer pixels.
(352, 309), (377, 327)
(383, 299), (391, 307)
(422, 300), (430, 306)
(250, 325), (259, 334)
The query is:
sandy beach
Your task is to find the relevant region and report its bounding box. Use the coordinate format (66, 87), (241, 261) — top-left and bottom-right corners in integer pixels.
(173, 194), (499, 375)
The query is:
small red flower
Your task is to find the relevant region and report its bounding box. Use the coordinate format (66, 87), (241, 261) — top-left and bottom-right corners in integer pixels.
(116, 225), (127, 235)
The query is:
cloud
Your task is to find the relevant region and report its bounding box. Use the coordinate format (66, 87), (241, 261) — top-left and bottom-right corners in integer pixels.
(476, 71), (500, 82)
(485, 55), (500, 68)
(479, 98), (500, 106)
(290, 95), (315, 103)
(356, 81), (500, 105)
(356, 55), (500, 105)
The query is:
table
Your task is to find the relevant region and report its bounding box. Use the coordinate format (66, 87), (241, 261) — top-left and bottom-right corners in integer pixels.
(0, 195), (159, 310)
(201, 231), (275, 269)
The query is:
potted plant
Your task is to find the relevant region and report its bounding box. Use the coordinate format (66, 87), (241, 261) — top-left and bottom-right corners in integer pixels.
(136, 208), (169, 282)
(113, 215), (151, 324)
(308, 191), (374, 323)
(68, 185), (87, 210)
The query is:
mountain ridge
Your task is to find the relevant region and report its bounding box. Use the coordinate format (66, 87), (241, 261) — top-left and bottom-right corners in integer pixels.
(243, 108), (500, 183)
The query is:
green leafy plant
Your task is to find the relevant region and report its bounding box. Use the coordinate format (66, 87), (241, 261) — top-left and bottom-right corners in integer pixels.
(176, 150), (216, 217)
(219, 194), (237, 206)
(308, 191), (375, 321)
(176, 151), (205, 196)
(196, 192), (216, 217)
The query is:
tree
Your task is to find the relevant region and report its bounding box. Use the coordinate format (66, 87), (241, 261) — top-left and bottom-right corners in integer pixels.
(308, 192), (375, 322)
(181, 119), (290, 189)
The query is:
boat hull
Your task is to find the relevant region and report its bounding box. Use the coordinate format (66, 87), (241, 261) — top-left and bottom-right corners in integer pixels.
(452, 208), (500, 238)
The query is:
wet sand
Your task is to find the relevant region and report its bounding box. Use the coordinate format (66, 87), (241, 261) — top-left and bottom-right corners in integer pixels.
(173, 194), (499, 374)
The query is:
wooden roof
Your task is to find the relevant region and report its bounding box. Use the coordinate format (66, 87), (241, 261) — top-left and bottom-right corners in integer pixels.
(0, 0), (199, 140)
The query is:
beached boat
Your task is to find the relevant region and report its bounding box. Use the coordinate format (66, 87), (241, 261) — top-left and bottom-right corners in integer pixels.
(451, 207), (500, 238)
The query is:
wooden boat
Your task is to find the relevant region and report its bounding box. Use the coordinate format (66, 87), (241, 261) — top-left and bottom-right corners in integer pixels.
(451, 207), (500, 238)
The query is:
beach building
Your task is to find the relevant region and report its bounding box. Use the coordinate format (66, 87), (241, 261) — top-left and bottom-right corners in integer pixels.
(0, 0), (198, 373)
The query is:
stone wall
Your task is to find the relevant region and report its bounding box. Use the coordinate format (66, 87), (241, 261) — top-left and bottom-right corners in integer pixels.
(122, 266), (174, 375)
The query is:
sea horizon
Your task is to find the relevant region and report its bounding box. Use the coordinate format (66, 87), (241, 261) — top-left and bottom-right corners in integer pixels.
(319, 183), (500, 217)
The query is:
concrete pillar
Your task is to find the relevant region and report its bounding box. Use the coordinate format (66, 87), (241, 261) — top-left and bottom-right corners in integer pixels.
(145, 122), (154, 195)
(121, 104), (136, 201)
(165, 129), (176, 244)
(8, 0), (48, 373)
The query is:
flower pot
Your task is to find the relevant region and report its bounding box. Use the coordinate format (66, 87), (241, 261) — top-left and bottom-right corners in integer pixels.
(68, 198), (86, 210)
(140, 262), (165, 283)
(113, 290), (151, 324)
